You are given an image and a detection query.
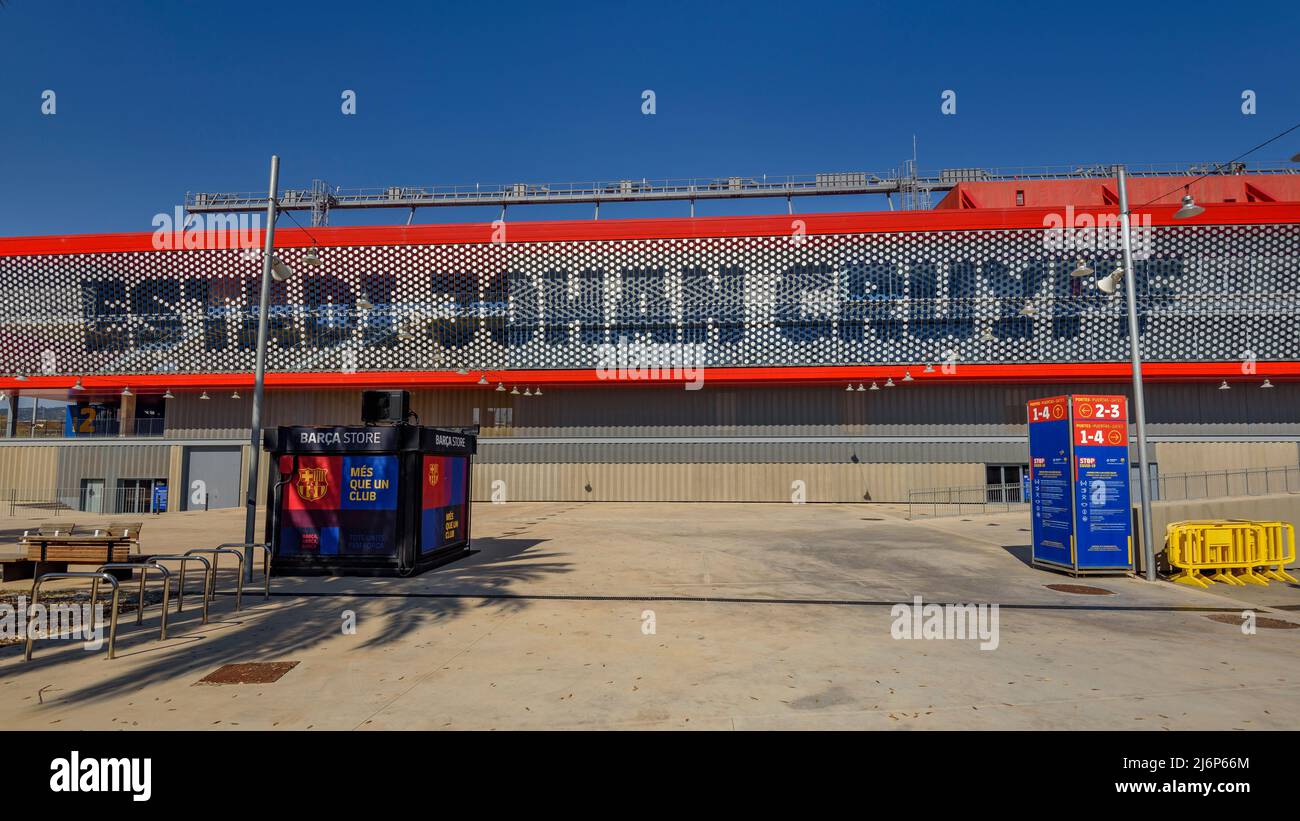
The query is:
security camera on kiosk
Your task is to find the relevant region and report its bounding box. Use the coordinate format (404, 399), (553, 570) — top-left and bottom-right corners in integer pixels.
(361, 389), (411, 425)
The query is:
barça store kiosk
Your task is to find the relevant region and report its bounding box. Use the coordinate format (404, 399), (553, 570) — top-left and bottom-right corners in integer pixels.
(1027, 395), (1134, 576)
(265, 425), (476, 576)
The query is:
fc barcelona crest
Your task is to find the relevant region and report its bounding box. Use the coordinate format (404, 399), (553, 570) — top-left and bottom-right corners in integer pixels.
(296, 466), (329, 502)
(427, 462), (440, 487)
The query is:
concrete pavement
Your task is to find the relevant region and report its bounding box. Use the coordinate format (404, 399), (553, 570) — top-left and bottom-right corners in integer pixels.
(1, 502), (1297, 729)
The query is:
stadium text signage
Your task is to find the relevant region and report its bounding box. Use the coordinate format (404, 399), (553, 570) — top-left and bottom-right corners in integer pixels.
(1, 223), (1294, 374)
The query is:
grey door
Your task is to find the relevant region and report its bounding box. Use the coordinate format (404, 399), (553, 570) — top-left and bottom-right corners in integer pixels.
(182, 446), (242, 510)
(80, 479), (104, 514)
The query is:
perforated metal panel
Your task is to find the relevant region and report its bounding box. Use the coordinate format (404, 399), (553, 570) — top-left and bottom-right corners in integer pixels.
(2, 222), (1296, 375)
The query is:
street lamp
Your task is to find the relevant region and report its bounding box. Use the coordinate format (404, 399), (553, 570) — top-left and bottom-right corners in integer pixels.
(1172, 187), (1205, 219)
(270, 256), (294, 281)
(1114, 165), (1158, 581)
(242, 154), (282, 581)
(1096, 266), (1125, 295)
(240, 165), (325, 580)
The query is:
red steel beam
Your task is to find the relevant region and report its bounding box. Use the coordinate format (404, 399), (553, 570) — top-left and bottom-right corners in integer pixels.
(2, 202), (1299, 256)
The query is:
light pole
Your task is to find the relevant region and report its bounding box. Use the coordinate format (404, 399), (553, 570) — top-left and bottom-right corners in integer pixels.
(243, 155), (281, 581)
(1114, 165), (1157, 581)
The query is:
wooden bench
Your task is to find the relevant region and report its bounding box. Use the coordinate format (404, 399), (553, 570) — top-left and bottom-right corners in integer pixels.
(88, 521), (144, 540)
(30, 522), (75, 537)
(4, 522), (144, 580)
(23, 537), (133, 564)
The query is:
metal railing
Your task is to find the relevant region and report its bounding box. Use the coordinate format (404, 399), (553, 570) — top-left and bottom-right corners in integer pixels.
(144, 555), (211, 624)
(18, 543), (271, 665)
(2, 418), (166, 439)
(25, 572), (121, 660)
(1154, 465), (1300, 502)
(94, 562), (172, 640)
(25, 563), (185, 660)
(908, 482), (1029, 519)
(185, 161), (1300, 216)
(186, 547), (244, 611)
(908, 465), (1300, 519)
(218, 542), (272, 600)
(4, 486), (168, 517)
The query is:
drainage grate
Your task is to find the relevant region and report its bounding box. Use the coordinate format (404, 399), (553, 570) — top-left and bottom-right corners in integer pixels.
(1045, 584), (1115, 595)
(1204, 614), (1299, 630)
(198, 661), (300, 685)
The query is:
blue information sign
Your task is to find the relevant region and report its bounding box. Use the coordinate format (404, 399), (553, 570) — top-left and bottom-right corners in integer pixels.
(1028, 396), (1074, 569)
(1029, 394), (1133, 575)
(151, 483), (168, 514)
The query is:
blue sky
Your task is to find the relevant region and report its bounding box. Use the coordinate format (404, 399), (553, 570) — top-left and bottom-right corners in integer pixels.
(1, 0), (1297, 236)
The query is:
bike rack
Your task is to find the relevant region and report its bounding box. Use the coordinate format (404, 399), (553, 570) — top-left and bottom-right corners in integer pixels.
(25, 571), (121, 660)
(186, 547), (245, 611)
(93, 562), (172, 641)
(216, 542), (272, 600)
(145, 554), (212, 624)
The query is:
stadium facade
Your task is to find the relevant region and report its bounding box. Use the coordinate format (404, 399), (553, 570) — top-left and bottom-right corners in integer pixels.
(0, 174), (1297, 513)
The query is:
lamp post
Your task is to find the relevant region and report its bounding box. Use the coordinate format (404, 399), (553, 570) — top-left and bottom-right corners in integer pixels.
(243, 155), (281, 581)
(1114, 165), (1157, 581)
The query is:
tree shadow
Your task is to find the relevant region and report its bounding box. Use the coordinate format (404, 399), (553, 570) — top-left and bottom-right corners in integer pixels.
(0, 534), (572, 708)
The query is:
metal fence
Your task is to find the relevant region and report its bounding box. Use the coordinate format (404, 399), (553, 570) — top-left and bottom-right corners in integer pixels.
(907, 482), (1028, 519)
(3, 417), (166, 439)
(908, 464), (1300, 519)
(1154, 465), (1300, 502)
(3, 486), (166, 518)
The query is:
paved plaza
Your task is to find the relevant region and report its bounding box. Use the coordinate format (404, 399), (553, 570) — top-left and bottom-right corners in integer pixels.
(1, 502), (1297, 730)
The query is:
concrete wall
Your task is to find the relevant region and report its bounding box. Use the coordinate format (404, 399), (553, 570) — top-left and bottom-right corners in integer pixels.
(1153, 441), (1298, 476)
(1147, 493), (1300, 539)
(1138, 493), (1300, 572)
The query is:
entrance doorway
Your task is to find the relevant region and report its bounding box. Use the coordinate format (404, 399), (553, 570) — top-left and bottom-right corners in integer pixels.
(118, 478), (166, 514)
(79, 479), (104, 513)
(985, 463), (1029, 503)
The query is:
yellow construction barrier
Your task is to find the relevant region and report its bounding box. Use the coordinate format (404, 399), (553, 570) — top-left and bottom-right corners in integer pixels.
(1165, 520), (1270, 588)
(1243, 520), (1298, 583)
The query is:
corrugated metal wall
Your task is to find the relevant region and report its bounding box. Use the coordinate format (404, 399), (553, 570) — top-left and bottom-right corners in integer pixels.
(0, 380), (1293, 505)
(0, 445), (58, 493)
(166, 389), (480, 439)
(469, 462), (987, 503)
(162, 381), (1300, 439)
(475, 440), (1030, 464)
(56, 444), (171, 489)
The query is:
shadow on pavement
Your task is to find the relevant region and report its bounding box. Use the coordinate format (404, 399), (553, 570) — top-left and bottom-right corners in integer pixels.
(1000, 544), (1033, 567)
(0, 536), (568, 707)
